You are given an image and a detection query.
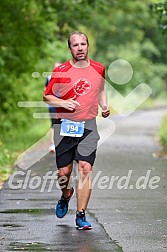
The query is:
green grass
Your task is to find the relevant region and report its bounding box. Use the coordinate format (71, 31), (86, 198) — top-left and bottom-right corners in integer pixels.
(159, 114), (167, 150)
(0, 119), (50, 184)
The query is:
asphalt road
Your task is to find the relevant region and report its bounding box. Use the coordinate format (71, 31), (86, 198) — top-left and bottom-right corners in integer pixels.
(0, 107), (167, 252)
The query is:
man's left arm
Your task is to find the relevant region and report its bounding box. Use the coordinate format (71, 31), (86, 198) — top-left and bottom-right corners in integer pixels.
(98, 90), (110, 118)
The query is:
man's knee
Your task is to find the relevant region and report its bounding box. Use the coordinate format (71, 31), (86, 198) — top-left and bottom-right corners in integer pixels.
(79, 161), (92, 176)
(58, 165), (72, 178)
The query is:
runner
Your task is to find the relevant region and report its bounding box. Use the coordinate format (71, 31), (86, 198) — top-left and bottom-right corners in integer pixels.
(43, 31), (110, 230)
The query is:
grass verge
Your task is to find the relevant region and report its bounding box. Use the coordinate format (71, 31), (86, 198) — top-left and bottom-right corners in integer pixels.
(159, 114), (167, 151)
(0, 119), (50, 187)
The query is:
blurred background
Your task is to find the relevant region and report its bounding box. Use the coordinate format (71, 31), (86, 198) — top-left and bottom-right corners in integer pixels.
(0, 0), (167, 180)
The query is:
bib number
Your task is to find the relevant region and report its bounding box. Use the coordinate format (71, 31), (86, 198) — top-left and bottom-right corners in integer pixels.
(60, 119), (85, 137)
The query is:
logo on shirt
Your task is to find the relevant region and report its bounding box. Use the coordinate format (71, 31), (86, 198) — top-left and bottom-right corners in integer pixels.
(73, 78), (91, 96)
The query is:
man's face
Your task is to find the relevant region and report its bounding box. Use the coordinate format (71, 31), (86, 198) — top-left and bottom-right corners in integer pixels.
(69, 34), (89, 62)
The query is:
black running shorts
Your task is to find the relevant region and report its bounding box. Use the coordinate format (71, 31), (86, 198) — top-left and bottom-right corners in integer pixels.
(53, 118), (100, 168)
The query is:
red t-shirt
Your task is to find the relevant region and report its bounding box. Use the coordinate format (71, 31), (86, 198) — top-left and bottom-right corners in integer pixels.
(44, 59), (105, 121)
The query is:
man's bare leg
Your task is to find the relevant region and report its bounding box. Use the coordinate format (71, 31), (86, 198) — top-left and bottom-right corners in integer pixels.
(55, 162), (74, 218)
(77, 160), (92, 211)
(58, 162), (73, 198)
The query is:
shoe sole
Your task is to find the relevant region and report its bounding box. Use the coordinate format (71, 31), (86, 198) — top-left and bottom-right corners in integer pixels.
(76, 225), (92, 230)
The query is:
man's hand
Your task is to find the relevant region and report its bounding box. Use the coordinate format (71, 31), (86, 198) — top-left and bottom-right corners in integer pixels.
(101, 106), (110, 118)
(62, 97), (80, 111)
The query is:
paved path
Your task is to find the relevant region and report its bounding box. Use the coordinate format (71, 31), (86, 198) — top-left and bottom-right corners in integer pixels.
(90, 108), (167, 252)
(0, 107), (167, 252)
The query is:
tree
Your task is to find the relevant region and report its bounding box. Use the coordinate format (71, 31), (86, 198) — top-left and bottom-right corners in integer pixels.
(150, 0), (167, 32)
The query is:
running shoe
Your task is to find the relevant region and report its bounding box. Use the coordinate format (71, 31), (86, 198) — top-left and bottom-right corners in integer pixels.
(55, 187), (74, 218)
(75, 209), (92, 230)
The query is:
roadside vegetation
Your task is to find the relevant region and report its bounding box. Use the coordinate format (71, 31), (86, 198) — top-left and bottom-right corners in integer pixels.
(159, 115), (167, 151)
(0, 0), (167, 184)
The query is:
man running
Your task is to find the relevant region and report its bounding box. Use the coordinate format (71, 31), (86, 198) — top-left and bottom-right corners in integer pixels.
(43, 31), (110, 230)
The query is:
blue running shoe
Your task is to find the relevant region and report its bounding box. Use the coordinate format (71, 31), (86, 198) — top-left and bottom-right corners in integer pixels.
(55, 187), (74, 218)
(75, 210), (92, 230)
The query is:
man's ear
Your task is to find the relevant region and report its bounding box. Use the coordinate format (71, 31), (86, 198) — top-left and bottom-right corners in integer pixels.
(68, 48), (71, 54)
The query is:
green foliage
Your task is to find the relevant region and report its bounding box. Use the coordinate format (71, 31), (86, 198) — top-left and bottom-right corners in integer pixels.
(150, 0), (167, 32)
(90, 0), (167, 95)
(0, 119), (50, 167)
(159, 114), (167, 148)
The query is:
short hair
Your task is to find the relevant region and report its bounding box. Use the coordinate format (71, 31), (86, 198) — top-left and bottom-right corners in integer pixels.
(68, 31), (89, 49)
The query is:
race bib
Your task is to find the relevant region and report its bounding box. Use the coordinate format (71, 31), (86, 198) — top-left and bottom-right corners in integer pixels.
(60, 119), (85, 137)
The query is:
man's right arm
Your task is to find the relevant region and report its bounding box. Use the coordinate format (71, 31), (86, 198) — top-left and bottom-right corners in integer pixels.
(43, 69), (80, 111)
(43, 94), (80, 111)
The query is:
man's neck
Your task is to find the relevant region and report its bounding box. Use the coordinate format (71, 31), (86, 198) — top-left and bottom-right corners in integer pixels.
(70, 59), (90, 68)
